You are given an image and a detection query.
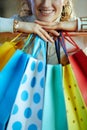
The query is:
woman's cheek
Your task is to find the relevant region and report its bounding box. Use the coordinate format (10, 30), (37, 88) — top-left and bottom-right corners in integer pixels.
(54, 0), (64, 6)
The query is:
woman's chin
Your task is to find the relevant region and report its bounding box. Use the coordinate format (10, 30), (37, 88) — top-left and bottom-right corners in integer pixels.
(36, 13), (59, 22)
(37, 17), (54, 22)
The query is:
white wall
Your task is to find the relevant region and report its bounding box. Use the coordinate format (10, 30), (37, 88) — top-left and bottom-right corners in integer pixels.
(0, 0), (19, 17)
(74, 0), (87, 17)
(3, 0), (19, 17)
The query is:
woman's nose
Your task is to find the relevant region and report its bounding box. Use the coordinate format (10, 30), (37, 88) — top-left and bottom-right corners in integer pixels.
(41, 0), (52, 7)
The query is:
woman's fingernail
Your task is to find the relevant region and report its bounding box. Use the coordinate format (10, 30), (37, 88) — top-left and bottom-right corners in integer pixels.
(50, 39), (54, 43)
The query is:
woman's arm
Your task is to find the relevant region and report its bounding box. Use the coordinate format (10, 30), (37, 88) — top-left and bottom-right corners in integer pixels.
(1, 16), (87, 43)
(35, 17), (87, 32)
(0, 17), (54, 43)
(13, 20), (55, 43)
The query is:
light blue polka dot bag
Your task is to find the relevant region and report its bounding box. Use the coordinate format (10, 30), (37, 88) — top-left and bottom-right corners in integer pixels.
(7, 36), (46, 130)
(0, 49), (29, 130)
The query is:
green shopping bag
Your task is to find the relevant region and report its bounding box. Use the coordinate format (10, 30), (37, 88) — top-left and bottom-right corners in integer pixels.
(42, 40), (68, 130)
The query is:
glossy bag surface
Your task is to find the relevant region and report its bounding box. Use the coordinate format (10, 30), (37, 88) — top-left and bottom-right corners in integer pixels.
(63, 64), (87, 130)
(0, 49), (29, 130)
(60, 32), (87, 106)
(42, 64), (68, 130)
(69, 49), (87, 106)
(0, 33), (23, 70)
(7, 36), (46, 130)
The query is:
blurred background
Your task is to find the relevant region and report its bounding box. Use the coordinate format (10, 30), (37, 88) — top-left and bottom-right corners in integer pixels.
(0, 0), (19, 17)
(0, 0), (87, 17)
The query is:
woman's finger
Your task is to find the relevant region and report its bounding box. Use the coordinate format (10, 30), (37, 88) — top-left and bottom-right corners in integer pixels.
(34, 26), (54, 43)
(36, 30), (48, 42)
(39, 28), (54, 43)
(46, 30), (59, 36)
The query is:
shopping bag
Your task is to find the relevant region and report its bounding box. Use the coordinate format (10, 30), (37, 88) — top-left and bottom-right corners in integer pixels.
(69, 50), (87, 106)
(42, 41), (68, 130)
(0, 34), (35, 130)
(42, 64), (68, 130)
(63, 32), (87, 106)
(7, 35), (46, 130)
(58, 32), (87, 130)
(0, 49), (29, 130)
(0, 33), (24, 70)
(63, 64), (87, 130)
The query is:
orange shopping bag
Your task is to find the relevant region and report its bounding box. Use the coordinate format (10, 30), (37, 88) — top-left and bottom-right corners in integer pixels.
(0, 33), (24, 70)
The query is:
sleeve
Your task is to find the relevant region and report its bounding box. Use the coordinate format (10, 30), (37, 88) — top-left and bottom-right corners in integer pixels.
(0, 17), (14, 32)
(77, 17), (87, 31)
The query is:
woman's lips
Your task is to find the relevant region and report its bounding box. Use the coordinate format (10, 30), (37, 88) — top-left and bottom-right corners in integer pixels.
(39, 9), (55, 16)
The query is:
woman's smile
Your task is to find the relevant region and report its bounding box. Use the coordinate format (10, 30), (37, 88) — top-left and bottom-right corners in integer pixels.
(39, 9), (55, 16)
(30, 0), (64, 22)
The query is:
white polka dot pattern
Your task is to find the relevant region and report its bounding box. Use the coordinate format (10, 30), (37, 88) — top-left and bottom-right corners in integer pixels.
(7, 57), (45, 130)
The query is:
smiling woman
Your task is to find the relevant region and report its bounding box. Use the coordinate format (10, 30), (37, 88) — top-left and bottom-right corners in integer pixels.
(19, 0), (74, 21)
(0, 0), (87, 43)
(29, 0), (64, 22)
(0, 1), (87, 130)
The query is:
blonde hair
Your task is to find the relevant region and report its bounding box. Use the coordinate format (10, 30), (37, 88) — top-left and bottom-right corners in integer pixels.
(19, 0), (75, 21)
(60, 0), (75, 21)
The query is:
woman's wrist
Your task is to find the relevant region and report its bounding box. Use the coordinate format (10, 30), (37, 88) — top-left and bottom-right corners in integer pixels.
(13, 20), (25, 33)
(13, 20), (27, 33)
(59, 20), (77, 31)
(13, 20), (19, 32)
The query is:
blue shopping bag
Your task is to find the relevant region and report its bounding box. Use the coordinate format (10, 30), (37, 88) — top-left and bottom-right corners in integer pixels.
(7, 36), (46, 130)
(0, 50), (29, 130)
(0, 34), (34, 103)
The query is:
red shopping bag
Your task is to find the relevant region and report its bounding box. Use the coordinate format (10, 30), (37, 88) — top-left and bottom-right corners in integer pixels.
(63, 32), (87, 106)
(69, 48), (87, 105)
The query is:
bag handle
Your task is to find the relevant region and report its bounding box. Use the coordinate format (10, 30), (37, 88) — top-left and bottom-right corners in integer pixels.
(22, 34), (35, 52)
(55, 38), (61, 63)
(22, 34), (46, 61)
(62, 32), (80, 53)
(63, 32), (79, 47)
(8, 33), (24, 49)
(31, 35), (46, 61)
(59, 32), (68, 56)
(57, 31), (76, 58)
(55, 32), (68, 64)
(10, 33), (22, 44)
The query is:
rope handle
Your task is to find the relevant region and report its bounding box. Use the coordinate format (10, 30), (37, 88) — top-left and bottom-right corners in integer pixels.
(11, 33), (22, 43)
(22, 34), (35, 53)
(62, 32), (80, 53)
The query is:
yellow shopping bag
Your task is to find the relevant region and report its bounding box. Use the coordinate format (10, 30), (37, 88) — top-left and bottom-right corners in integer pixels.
(63, 64), (87, 130)
(0, 33), (24, 70)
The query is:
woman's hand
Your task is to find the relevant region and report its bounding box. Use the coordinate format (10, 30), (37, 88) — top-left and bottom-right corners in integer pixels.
(35, 20), (77, 32)
(14, 21), (54, 43)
